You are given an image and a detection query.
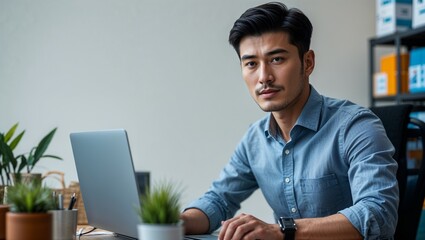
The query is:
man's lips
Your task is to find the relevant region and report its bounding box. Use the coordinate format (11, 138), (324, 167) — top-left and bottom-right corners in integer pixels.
(260, 89), (279, 94)
(258, 88), (280, 98)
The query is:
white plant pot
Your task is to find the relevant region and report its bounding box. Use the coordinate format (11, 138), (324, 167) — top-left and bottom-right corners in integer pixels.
(137, 223), (183, 240)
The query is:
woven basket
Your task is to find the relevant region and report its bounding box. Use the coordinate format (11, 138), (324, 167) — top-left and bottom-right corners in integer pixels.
(43, 171), (88, 224)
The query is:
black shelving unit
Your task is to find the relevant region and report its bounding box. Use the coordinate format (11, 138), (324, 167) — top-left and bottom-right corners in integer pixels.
(370, 24), (425, 240)
(369, 25), (425, 106)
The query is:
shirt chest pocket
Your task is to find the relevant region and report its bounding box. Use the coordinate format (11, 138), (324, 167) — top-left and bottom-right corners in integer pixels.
(298, 174), (346, 217)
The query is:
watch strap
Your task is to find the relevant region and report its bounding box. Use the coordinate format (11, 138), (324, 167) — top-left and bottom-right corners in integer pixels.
(284, 228), (295, 240)
(278, 217), (296, 240)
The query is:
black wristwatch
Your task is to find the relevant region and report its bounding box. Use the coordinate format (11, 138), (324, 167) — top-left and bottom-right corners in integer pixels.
(278, 217), (297, 240)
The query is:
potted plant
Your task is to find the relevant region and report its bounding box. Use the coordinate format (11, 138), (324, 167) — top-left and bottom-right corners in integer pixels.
(13, 127), (62, 185)
(0, 123), (25, 203)
(137, 180), (184, 240)
(6, 180), (55, 240)
(0, 123), (23, 239)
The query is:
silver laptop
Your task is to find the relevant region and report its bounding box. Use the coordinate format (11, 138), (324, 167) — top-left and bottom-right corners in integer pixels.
(70, 129), (217, 240)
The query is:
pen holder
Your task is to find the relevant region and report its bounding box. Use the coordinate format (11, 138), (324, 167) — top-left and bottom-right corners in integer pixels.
(43, 171), (88, 225)
(50, 209), (78, 240)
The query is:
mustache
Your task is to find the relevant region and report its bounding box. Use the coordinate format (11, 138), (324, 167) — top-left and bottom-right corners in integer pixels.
(255, 83), (282, 95)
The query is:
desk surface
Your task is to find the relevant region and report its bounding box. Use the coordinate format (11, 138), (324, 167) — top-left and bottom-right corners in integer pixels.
(78, 235), (123, 240)
(76, 225), (219, 240)
(78, 235), (121, 240)
(77, 225), (120, 239)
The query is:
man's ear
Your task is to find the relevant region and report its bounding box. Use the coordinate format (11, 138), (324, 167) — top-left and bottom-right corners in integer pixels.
(304, 50), (315, 77)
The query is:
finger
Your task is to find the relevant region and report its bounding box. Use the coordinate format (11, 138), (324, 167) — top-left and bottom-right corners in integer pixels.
(219, 216), (239, 240)
(220, 219), (241, 240)
(221, 215), (252, 240)
(233, 218), (258, 239)
(219, 214), (247, 239)
(218, 221), (227, 240)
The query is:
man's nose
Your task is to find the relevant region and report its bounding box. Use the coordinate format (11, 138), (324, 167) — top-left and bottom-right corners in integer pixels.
(258, 63), (273, 84)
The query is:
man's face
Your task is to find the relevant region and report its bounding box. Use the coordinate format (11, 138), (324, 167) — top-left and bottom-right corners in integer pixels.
(239, 31), (314, 113)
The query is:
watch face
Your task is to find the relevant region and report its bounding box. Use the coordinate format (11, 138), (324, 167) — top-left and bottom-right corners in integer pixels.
(280, 217), (296, 230)
(283, 219), (295, 227)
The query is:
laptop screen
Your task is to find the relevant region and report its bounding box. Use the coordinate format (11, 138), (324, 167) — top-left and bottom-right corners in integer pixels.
(70, 129), (141, 239)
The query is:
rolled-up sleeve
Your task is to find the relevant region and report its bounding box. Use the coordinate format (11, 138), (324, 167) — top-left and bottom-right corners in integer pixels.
(339, 110), (398, 239)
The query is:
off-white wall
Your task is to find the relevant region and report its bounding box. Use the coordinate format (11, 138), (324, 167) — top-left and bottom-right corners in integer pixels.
(0, 0), (375, 223)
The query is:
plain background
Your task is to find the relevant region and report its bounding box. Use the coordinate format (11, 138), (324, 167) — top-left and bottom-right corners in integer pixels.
(0, 0), (376, 222)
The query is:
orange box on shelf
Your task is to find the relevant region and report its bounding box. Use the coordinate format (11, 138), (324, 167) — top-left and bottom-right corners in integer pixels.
(374, 53), (409, 97)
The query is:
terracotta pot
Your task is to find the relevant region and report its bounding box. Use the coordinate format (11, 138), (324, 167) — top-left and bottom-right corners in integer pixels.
(6, 212), (52, 240)
(0, 205), (9, 240)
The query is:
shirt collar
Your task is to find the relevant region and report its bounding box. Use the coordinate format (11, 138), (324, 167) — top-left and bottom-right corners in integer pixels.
(264, 85), (322, 138)
(295, 86), (322, 132)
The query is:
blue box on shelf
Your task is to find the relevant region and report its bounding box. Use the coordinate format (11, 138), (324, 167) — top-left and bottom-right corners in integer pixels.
(409, 47), (425, 93)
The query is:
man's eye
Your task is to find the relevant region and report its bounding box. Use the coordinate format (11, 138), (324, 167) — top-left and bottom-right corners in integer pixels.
(271, 57), (283, 63)
(245, 61), (257, 68)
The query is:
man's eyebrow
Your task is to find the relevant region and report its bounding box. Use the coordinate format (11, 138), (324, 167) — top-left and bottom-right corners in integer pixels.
(241, 54), (256, 61)
(240, 48), (289, 61)
(266, 48), (288, 56)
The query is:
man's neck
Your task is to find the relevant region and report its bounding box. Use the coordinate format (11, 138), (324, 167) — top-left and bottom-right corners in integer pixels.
(272, 111), (298, 142)
(272, 86), (311, 142)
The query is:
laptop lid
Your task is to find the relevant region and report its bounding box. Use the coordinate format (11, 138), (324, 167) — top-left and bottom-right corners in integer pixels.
(70, 129), (141, 239)
(70, 129), (218, 240)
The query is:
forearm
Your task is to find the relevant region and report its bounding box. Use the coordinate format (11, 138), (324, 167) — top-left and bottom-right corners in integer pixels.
(181, 208), (210, 235)
(295, 213), (362, 240)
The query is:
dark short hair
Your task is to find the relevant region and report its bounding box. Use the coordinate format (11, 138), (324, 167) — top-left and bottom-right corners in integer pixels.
(228, 2), (313, 60)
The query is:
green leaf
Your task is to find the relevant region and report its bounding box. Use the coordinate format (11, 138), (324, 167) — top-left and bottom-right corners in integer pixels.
(4, 123), (19, 143)
(17, 155), (27, 174)
(32, 128), (57, 166)
(0, 138), (16, 167)
(26, 147), (36, 169)
(0, 124), (24, 181)
(40, 155), (62, 160)
(9, 130), (25, 151)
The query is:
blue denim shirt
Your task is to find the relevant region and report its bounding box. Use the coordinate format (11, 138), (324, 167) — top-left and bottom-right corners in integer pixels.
(186, 86), (399, 239)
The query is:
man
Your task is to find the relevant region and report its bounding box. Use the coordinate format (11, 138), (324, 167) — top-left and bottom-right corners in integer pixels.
(181, 2), (398, 240)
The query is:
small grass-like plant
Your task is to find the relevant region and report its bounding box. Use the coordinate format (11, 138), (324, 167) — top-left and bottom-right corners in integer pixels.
(138, 180), (182, 224)
(7, 180), (55, 213)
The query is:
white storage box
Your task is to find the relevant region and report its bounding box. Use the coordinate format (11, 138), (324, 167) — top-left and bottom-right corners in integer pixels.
(376, 0), (412, 36)
(413, 0), (425, 28)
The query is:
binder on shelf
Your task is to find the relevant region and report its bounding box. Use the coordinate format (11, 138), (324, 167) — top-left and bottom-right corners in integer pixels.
(374, 72), (391, 96)
(374, 53), (409, 96)
(409, 47), (425, 93)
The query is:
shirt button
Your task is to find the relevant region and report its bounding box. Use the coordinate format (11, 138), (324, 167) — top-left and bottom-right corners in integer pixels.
(285, 177), (290, 183)
(285, 149), (290, 155)
(291, 208), (297, 213)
